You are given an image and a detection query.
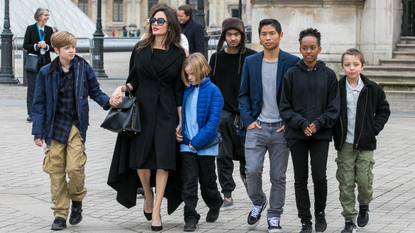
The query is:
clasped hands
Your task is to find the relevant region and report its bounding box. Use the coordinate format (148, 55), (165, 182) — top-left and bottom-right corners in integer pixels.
(304, 123), (317, 137)
(37, 41), (47, 49)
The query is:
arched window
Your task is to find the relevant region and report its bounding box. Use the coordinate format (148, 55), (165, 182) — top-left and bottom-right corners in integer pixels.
(78, 0), (88, 15)
(113, 0), (123, 22)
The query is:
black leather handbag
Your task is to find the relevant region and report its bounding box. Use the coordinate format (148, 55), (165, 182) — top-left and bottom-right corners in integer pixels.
(24, 54), (39, 72)
(100, 84), (141, 134)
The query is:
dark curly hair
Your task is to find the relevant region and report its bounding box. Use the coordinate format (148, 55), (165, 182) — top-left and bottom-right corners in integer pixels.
(299, 28), (321, 46)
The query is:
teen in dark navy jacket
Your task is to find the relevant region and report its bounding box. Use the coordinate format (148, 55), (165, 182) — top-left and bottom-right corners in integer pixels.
(176, 53), (223, 232)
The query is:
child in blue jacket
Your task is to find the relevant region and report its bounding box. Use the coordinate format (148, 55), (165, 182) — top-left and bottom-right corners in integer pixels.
(175, 53), (224, 232)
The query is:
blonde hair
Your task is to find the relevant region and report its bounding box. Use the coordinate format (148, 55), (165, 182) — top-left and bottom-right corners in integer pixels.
(181, 53), (210, 86)
(50, 31), (77, 50)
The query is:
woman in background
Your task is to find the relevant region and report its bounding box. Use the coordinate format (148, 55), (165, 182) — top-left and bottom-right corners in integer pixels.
(23, 8), (54, 122)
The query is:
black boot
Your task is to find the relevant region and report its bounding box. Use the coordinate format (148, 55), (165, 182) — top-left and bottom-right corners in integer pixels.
(184, 217), (198, 232)
(51, 217), (67, 230)
(69, 201), (83, 225)
(357, 205), (369, 227)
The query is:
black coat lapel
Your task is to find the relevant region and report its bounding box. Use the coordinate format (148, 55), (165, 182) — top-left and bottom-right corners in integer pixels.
(139, 46), (159, 79)
(157, 44), (184, 75)
(182, 19), (193, 34)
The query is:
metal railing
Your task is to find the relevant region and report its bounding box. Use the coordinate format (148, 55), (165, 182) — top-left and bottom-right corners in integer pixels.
(1, 30), (252, 82)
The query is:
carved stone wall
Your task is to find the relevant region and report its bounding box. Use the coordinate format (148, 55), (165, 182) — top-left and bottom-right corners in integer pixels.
(251, 0), (402, 65)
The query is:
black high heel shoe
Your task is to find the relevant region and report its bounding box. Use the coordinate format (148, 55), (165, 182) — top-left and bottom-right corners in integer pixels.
(143, 190), (154, 221)
(151, 215), (162, 231)
(144, 210), (152, 221)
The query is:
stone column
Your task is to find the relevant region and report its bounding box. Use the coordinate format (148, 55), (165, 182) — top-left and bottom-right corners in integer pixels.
(246, 0), (252, 26)
(360, 0), (403, 64)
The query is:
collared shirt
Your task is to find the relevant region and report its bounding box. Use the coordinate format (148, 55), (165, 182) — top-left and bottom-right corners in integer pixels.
(52, 61), (80, 144)
(180, 88), (218, 155)
(345, 76), (365, 143)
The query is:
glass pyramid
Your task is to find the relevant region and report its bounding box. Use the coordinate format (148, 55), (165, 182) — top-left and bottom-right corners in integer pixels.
(0, 0), (97, 38)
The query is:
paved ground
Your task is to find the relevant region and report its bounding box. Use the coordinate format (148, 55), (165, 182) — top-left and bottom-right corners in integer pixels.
(1, 80), (415, 233)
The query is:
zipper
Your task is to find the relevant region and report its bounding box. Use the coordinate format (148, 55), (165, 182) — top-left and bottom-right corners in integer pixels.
(339, 116), (344, 149)
(302, 69), (311, 112)
(77, 62), (82, 118)
(355, 89), (368, 148)
(77, 62), (85, 141)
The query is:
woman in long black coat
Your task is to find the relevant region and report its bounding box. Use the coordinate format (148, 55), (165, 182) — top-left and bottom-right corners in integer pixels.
(107, 3), (185, 231)
(23, 8), (54, 122)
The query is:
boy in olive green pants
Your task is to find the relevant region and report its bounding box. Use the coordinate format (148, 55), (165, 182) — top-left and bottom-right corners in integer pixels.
(332, 48), (390, 233)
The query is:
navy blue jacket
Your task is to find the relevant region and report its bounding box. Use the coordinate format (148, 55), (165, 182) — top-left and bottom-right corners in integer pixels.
(181, 78), (224, 150)
(237, 50), (300, 136)
(182, 18), (205, 54)
(31, 56), (110, 145)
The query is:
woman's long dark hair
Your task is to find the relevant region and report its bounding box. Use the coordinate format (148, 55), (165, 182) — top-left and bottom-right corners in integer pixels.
(136, 3), (182, 52)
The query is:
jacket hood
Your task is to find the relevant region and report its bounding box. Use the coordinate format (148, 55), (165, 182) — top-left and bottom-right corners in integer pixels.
(216, 17), (246, 54)
(48, 55), (87, 73)
(212, 18), (246, 76)
(295, 59), (326, 72)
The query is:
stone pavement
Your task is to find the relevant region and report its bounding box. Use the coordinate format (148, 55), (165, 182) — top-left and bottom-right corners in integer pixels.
(0, 81), (415, 233)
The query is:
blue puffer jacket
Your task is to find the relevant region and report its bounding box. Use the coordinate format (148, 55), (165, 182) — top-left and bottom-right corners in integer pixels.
(181, 78), (224, 150)
(31, 55), (110, 145)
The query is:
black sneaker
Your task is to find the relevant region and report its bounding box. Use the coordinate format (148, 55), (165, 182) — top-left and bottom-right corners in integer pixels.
(315, 212), (327, 232)
(206, 209), (219, 222)
(246, 200), (268, 228)
(357, 205), (369, 227)
(184, 217), (198, 232)
(51, 217), (67, 230)
(299, 221), (312, 233)
(341, 219), (356, 233)
(69, 201), (83, 225)
(267, 217), (283, 233)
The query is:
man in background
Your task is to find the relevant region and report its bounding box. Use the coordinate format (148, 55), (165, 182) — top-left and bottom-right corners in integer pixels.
(178, 4), (205, 54)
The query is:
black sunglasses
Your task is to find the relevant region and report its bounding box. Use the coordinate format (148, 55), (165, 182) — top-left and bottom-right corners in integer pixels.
(149, 17), (167, 26)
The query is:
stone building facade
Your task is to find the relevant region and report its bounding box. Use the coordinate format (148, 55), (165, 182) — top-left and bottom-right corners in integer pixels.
(70, 0), (252, 36)
(71, 0), (403, 66)
(250, 0), (403, 66)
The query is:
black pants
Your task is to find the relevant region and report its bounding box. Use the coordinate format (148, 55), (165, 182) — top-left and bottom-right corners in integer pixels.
(181, 152), (222, 221)
(26, 71), (37, 116)
(290, 140), (329, 223)
(217, 109), (246, 198)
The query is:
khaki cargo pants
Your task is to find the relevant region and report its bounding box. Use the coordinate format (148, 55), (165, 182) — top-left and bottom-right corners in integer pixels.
(43, 125), (87, 219)
(335, 142), (374, 221)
